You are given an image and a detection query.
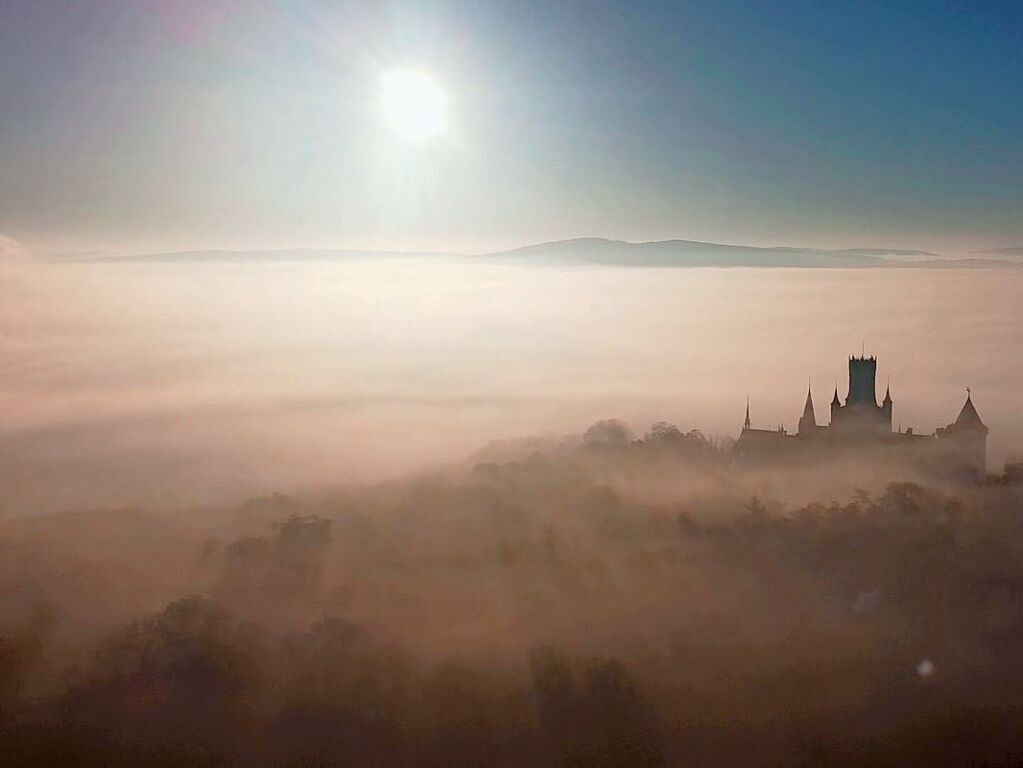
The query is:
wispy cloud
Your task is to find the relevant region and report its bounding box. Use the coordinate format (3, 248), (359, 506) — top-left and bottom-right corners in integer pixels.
(0, 234), (30, 263)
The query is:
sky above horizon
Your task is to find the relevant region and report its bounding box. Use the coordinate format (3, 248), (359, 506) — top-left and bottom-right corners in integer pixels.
(1, 0), (1021, 257)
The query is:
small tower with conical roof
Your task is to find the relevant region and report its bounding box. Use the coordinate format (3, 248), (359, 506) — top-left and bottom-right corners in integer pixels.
(881, 382), (893, 430)
(955, 389), (985, 431)
(936, 388), (988, 473)
(798, 383), (817, 435)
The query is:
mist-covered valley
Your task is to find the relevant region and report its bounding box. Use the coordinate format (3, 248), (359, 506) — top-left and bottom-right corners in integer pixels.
(3, 260), (1023, 765)
(2, 428), (1023, 766)
(2, 260), (1022, 513)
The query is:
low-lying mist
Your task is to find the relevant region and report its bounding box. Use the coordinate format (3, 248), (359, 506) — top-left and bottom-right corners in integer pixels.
(2, 260), (1022, 513)
(2, 259), (1023, 765)
(2, 427), (1023, 766)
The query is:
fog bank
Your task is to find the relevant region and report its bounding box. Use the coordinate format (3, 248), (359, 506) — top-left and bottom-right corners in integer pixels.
(2, 261), (1021, 512)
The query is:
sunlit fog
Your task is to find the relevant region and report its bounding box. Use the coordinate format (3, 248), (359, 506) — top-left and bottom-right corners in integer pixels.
(2, 260), (1021, 511)
(3, 0), (1023, 765)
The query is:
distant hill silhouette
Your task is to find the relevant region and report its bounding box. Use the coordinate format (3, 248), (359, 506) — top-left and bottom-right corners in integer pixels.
(57, 239), (1020, 269)
(482, 238), (1015, 268)
(977, 246), (1023, 262)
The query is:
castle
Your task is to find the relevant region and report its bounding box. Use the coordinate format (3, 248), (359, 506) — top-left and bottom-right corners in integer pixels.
(735, 355), (989, 475)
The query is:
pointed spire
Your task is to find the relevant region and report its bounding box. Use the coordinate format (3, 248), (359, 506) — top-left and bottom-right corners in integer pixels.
(831, 382), (841, 407)
(744, 397), (751, 431)
(883, 380), (892, 405)
(799, 382), (817, 433)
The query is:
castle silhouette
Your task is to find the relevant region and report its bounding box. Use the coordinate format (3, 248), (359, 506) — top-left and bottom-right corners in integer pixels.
(736, 355), (988, 474)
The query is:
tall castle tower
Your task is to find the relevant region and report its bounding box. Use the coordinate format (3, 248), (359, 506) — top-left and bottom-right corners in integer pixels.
(847, 356), (878, 407)
(830, 355), (892, 434)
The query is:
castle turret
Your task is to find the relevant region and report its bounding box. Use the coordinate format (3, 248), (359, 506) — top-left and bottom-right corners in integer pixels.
(955, 391), (985, 431)
(936, 389), (988, 474)
(798, 384), (817, 435)
(881, 383), (893, 429)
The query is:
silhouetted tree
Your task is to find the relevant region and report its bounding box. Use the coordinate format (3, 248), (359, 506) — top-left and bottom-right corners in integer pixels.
(531, 646), (579, 763)
(645, 421), (684, 445)
(583, 419), (633, 448)
(575, 659), (664, 768)
(68, 597), (269, 757)
(530, 649), (664, 768)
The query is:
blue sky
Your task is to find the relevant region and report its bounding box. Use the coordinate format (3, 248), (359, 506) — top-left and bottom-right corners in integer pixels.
(1, 0), (1020, 255)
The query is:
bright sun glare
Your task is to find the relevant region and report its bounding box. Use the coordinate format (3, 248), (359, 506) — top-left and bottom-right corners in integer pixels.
(381, 69), (447, 142)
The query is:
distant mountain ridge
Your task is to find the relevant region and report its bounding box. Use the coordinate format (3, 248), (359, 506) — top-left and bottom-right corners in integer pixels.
(482, 237), (1013, 268)
(977, 246), (1023, 262)
(485, 237), (888, 267)
(53, 238), (1021, 268)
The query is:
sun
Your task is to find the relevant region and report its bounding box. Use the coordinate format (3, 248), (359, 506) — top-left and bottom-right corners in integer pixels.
(380, 69), (447, 142)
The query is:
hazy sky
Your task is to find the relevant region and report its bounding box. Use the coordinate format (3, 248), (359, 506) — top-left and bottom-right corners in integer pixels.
(1, 0), (1021, 255)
